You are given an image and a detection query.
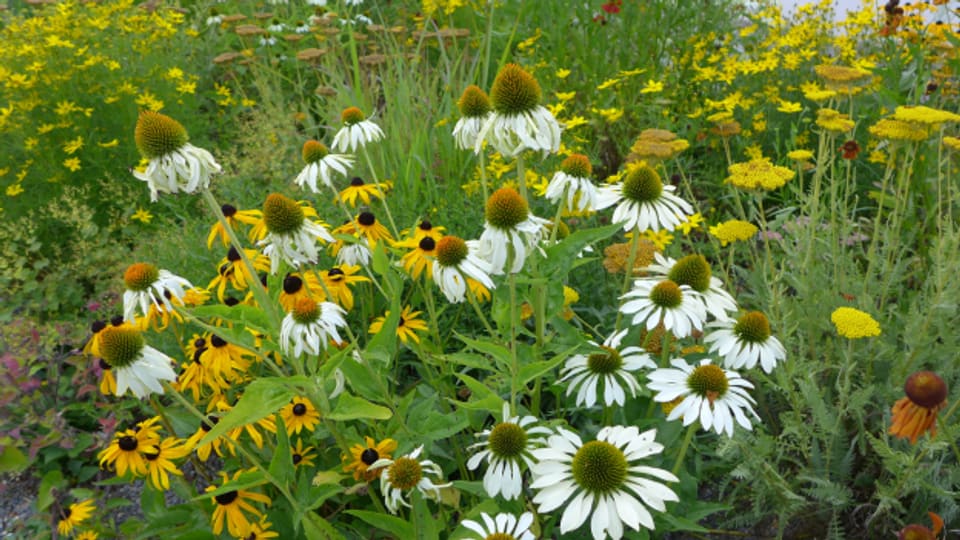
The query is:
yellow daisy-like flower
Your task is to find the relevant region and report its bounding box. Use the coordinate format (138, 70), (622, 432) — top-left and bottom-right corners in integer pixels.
(641, 228), (674, 251)
(816, 108), (855, 133)
(57, 499), (95, 536)
(291, 439), (317, 468)
(831, 307), (881, 339)
(131, 208), (154, 224)
(709, 220), (759, 246)
(787, 149), (814, 161)
(677, 212), (704, 235)
(334, 211), (394, 247)
(279, 272), (326, 313)
(144, 437), (191, 490)
(319, 265), (370, 312)
(206, 247), (272, 303)
(207, 469), (272, 537)
(97, 423), (160, 478)
(342, 437), (398, 481)
(240, 517), (281, 540)
(336, 177), (390, 207)
(280, 397), (321, 435)
(207, 204), (264, 248)
(74, 531), (98, 540)
(397, 235), (438, 280)
(725, 158), (795, 191)
(369, 306), (429, 344)
(186, 416), (235, 462)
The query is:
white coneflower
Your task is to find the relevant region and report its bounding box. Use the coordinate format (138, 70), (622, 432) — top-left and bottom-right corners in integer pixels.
(530, 426), (678, 540)
(477, 187), (549, 274)
(369, 446), (450, 514)
(647, 358), (760, 437)
(294, 140), (354, 192)
(474, 63), (561, 158)
(452, 85), (492, 151)
(560, 329), (655, 408)
(619, 278), (707, 339)
(704, 311), (787, 373)
(122, 262), (192, 323)
(331, 107), (384, 153)
(133, 111), (221, 201)
(432, 235), (496, 303)
(280, 297), (347, 356)
(545, 153), (600, 213)
(644, 253), (737, 321)
(98, 322), (176, 398)
(462, 512), (536, 540)
(257, 193), (335, 274)
(595, 163), (693, 232)
(466, 402), (550, 500)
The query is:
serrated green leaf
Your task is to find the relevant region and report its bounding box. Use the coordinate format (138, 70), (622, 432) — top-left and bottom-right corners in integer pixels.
(36, 469), (64, 511)
(543, 222), (621, 278)
(268, 413), (293, 486)
(453, 373), (504, 412)
(456, 334), (513, 369)
(0, 445), (29, 474)
(346, 510), (414, 538)
(302, 512), (346, 540)
(197, 377), (299, 448)
(516, 354), (568, 386)
(327, 392), (393, 421)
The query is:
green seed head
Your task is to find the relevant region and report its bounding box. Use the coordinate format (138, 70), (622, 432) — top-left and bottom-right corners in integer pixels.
(561, 153), (593, 178)
(485, 187), (529, 229)
(587, 346), (623, 374)
(571, 440), (627, 494)
(649, 280), (682, 308)
(302, 140), (329, 163)
(490, 63), (541, 115)
(621, 165), (663, 203)
(487, 422), (527, 459)
(687, 364), (729, 400)
(135, 110), (188, 159)
(734, 311), (771, 343)
(667, 254), (711, 293)
(387, 456), (423, 490)
(263, 193), (305, 235)
(123, 262), (159, 292)
(99, 325), (145, 369)
(458, 85), (491, 118)
(435, 236), (468, 267)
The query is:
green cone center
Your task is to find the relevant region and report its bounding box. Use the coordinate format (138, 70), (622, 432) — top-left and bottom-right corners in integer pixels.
(263, 193), (305, 235)
(135, 110), (188, 159)
(649, 280), (682, 308)
(571, 440), (627, 494)
(490, 63), (541, 115)
(458, 85), (492, 118)
(622, 165), (663, 203)
(302, 140), (329, 163)
(667, 254), (711, 293)
(734, 311), (771, 343)
(387, 457), (422, 490)
(99, 326), (145, 369)
(587, 346), (623, 374)
(688, 364), (729, 398)
(487, 422), (527, 459)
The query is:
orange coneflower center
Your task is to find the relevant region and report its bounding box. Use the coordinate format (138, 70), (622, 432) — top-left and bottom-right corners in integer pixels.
(291, 298), (320, 324)
(490, 63), (541, 115)
(341, 107), (366, 125)
(561, 154), (592, 178)
(485, 187), (529, 229)
(124, 262), (159, 292)
(387, 457), (422, 490)
(734, 311), (772, 343)
(458, 85), (492, 118)
(302, 140), (329, 163)
(263, 193), (305, 235)
(687, 364), (729, 403)
(135, 110), (188, 159)
(99, 326), (144, 369)
(622, 165), (663, 203)
(668, 254), (711, 293)
(435, 236), (468, 267)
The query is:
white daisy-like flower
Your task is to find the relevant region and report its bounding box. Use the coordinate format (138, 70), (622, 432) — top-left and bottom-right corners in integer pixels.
(643, 252), (737, 321)
(560, 329), (656, 408)
(97, 323), (176, 398)
(331, 107), (384, 152)
(335, 239), (372, 267)
(478, 187), (549, 274)
(462, 512), (536, 540)
(474, 63), (561, 158)
(369, 445), (451, 514)
(295, 23), (311, 33)
(121, 262), (192, 323)
(205, 14), (223, 26)
(545, 153), (600, 213)
(467, 402), (550, 500)
(280, 298), (347, 356)
(267, 21), (285, 32)
(619, 278), (707, 339)
(647, 358), (760, 437)
(452, 85), (492, 151)
(531, 426), (679, 540)
(432, 236), (496, 303)
(595, 163), (693, 232)
(133, 111), (222, 202)
(703, 311), (787, 373)
(257, 193), (335, 274)
(294, 140), (354, 193)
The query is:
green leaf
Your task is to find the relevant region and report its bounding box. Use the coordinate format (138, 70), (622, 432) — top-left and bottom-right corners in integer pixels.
(456, 334), (513, 370)
(412, 490), (440, 540)
(543, 222), (621, 278)
(36, 469), (64, 511)
(452, 373), (505, 412)
(371, 238), (390, 277)
(327, 392), (393, 421)
(302, 513), (346, 540)
(407, 399), (470, 441)
(188, 304), (271, 338)
(346, 510), (414, 538)
(365, 286), (401, 363)
(268, 413), (294, 486)
(516, 353), (568, 386)
(659, 512), (710, 533)
(197, 377), (298, 448)
(0, 445), (29, 473)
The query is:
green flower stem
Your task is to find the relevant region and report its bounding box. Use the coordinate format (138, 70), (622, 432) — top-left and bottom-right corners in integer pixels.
(613, 226), (642, 331)
(547, 187), (566, 244)
(509, 271), (519, 412)
(466, 286), (497, 338)
(672, 424), (696, 476)
(162, 382), (302, 512)
(361, 146), (400, 238)
(480, 152), (489, 206)
(516, 153), (526, 202)
(200, 188), (280, 331)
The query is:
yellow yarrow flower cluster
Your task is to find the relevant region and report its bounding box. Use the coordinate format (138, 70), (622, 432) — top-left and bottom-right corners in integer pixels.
(816, 108), (855, 133)
(628, 129), (690, 162)
(868, 118), (930, 142)
(831, 307), (881, 339)
(725, 158), (795, 191)
(709, 220), (759, 246)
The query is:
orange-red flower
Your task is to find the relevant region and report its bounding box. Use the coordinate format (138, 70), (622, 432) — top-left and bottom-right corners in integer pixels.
(897, 511), (943, 540)
(840, 140), (861, 159)
(889, 371), (948, 444)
